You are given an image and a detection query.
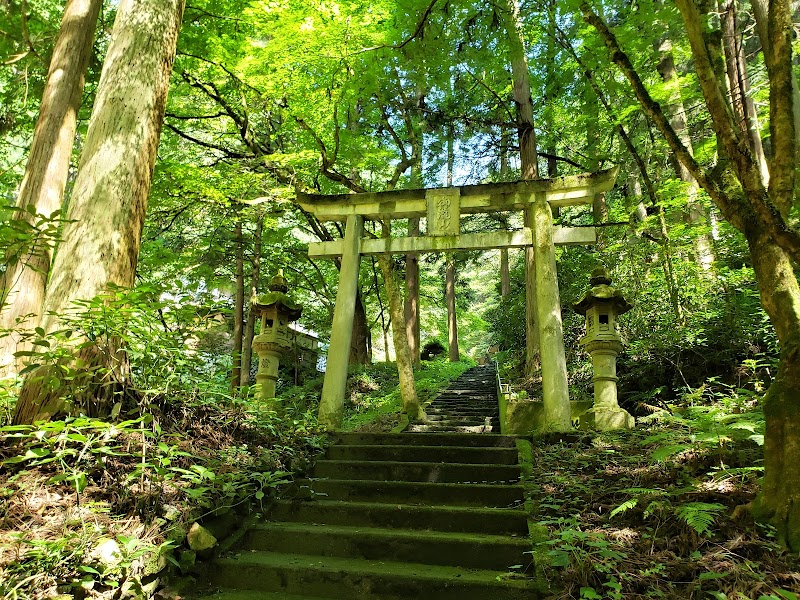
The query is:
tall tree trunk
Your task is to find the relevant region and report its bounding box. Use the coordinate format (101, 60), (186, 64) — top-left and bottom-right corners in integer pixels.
(499, 130), (512, 299)
(241, 215), (263, 387)
(0, 0), (102, 378)
(446, 256), (459, 362)
(721, 0), (770, 184)
(403, 89), (425, 368)
(231, 217), (244, 391)
(502, 0), (539, 180)
(377, 250), (425, 421)
(445, 123), (459, 362)
(14, 0), (185, 424)
(502, 0), (541, 380)
(657, 37), (716, 271)
(371, 256), (391, 362)
(404, 219), (420, 366)
(500, 250), (511, 298)
(350, 290), (371, 366)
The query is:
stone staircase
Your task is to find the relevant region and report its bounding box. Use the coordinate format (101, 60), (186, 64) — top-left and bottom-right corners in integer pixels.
(198, 366), (541, 600)
(409, 364), (500, 433)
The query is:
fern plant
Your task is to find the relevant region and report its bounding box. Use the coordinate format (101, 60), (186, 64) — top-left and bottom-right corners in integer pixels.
(610, 488), (725, 537)
(675, 502), (725, 535)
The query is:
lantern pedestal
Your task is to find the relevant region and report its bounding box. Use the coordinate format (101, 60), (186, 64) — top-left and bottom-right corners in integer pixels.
(252, 336), (283, 403)
(583, 339), (634, 430)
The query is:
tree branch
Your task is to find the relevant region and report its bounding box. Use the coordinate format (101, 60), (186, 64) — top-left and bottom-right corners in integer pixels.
(163, 122), (253, 158)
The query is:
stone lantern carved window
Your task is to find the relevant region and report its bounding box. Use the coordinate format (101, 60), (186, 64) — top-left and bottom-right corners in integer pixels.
(265, 319), (274, 328)
(599, 314), (609, 327)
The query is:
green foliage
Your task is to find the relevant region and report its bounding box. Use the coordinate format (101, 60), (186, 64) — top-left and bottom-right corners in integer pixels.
(338, 359), (472, 431)
(10, 282), (234, 412)
(0, 203), (64, 303)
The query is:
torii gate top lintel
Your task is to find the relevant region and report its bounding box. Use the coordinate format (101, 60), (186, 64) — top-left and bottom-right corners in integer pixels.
(296, 167), (618, 222)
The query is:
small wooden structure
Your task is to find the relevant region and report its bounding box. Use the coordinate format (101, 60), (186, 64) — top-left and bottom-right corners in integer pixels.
(298, 168), (619, 431)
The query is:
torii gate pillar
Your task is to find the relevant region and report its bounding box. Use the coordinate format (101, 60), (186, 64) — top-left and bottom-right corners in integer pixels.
(530, 196), (571, 431)
(318, 215), (363, 430)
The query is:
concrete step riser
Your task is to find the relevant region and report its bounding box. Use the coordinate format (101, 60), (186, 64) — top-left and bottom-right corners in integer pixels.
(295, 479), (524, 508)
(208, 559), (536, 600)
(313, 461), (520, 484)
(329, 433), (517, 447)
(242, 526), (531, 570)
(325, 445), (518, 464)
(269, 501), (529, 535)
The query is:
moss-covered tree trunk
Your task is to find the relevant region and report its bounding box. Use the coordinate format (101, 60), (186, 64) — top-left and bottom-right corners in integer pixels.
(377, 252), (425, 421)
(747, 230), (800, 550)
(582, 0), (800, 549)
(0, 0), (102, 378)
(14, 0), (185, 424)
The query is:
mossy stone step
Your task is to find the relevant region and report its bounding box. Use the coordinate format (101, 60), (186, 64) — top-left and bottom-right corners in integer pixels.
(407, 423), (499, 433)
(423, 414), (498, 422)
(330, 432), (517, 447)
(268, 499), (529, 535)
(420, 417), (500, 427)
(242, 522), (531, 570)
(293, 478), (523, 507)
(208, 551), (542, 600)
(325, 444), (518, 464)
(312, 459), (520, 483)
(199, 591), (329, 600)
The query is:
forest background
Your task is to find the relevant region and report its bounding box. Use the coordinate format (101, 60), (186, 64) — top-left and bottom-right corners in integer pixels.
(1, 0), (800, 598)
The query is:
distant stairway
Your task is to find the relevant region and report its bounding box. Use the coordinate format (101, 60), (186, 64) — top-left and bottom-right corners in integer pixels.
(409, 364), (500, 433)
(199, 428), (541, 599)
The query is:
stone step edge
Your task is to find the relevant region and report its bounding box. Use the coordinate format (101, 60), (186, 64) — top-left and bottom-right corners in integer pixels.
(248, 521), (531, 546)
(314, 459), (519, 474)
(197, 591), (330, 600)
(270, 498), (527, 517)
(327, 444), (516, 454)
(214, 551), (539, 589)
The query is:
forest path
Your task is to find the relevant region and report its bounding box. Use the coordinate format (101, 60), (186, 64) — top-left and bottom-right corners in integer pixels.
(197, 366), (542, 599)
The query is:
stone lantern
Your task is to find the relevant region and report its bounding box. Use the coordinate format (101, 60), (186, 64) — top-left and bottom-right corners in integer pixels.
(574, 267), (635, 430)
(251, 270), (302, 402)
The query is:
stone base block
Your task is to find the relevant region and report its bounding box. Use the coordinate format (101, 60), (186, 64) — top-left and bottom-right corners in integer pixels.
(582, 406), (635, 431)
(501, 399), (592, 435)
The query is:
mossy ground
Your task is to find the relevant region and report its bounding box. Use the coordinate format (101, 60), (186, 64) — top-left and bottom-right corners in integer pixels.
(528, 427), (800, 599)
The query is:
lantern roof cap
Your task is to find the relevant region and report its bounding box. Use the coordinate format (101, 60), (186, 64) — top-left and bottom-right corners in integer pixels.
(251, 270), (302, 321)
(574, 267), (632, 316)
(268, 268), (289, 293)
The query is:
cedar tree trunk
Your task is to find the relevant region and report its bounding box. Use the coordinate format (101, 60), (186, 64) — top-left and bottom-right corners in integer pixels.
(14, 0), (185, 424)
(0, 0), (102, 377)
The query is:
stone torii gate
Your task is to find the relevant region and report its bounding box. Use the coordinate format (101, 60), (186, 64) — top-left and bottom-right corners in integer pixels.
(298, 168), (619, 431)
